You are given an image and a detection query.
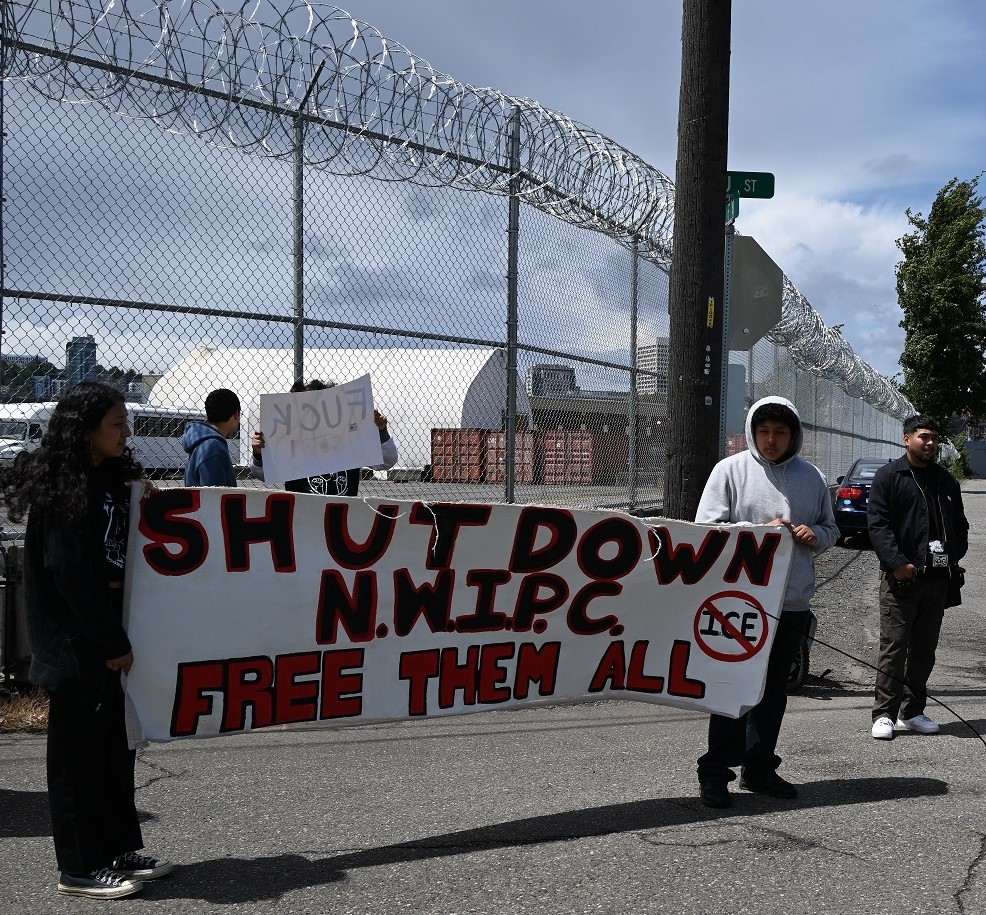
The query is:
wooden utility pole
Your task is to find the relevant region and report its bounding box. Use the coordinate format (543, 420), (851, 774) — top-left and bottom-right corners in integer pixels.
(663, 0), (732, 520)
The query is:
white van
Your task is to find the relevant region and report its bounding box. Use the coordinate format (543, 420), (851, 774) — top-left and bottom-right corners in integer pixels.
(0, 402), (228, 472)
(0, 403), (54, 466)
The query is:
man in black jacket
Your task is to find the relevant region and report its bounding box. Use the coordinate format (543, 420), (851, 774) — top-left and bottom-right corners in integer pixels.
(866, 415), (968, 740)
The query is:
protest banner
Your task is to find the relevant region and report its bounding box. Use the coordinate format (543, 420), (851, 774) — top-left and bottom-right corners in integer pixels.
(257, 375), (382, 483)
(123, 488), (794, 744)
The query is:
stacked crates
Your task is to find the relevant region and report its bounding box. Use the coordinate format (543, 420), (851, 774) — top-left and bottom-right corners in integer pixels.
(540, 431), (628, 485)
(430, 429), (629, 485)
(429, 429), (487, 482)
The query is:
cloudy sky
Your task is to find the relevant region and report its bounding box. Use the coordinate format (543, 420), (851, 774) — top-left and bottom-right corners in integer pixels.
(329, 0), (986, 380)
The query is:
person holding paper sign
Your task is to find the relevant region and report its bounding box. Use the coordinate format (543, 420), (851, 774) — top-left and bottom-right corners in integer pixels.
(694, 396), (837, 808)
(250, 379), (398, 496)
(1, 382), (174, 899)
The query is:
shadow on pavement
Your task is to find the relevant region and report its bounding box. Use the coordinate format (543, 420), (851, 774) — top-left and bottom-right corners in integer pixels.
(928, 718), (986, 740)
(142, 776), (947, 904)
(0, 788), (156, 838)
(0, 788), (49, 837)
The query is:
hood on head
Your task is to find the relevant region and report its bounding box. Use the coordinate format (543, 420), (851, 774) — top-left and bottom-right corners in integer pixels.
(745, 395), (803, 465)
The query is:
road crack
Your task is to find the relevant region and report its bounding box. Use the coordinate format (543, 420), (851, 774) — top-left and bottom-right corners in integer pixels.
(955, 832), (986, 915)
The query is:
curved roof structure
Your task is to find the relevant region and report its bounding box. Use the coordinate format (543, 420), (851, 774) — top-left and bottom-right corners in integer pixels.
(149, 346), (529, 468)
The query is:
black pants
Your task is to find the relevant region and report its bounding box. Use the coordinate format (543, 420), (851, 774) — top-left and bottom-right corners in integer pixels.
(872, 574), (946, 722)
(697, 611), (807, 783)
(46, 668), (143, 874)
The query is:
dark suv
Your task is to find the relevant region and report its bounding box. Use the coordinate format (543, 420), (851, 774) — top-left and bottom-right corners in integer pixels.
(832, 457), (896, 543)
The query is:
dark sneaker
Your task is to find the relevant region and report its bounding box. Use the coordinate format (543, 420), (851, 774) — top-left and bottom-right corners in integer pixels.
(699, 779), (731, 808)
(740, 769), (798, 799)
(58, 868), (142, 899)
(111, 851), (175, 879)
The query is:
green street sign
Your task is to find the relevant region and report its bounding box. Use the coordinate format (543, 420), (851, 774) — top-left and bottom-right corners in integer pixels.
(727, 171), (775, 199)
(725, 191), (740, 224)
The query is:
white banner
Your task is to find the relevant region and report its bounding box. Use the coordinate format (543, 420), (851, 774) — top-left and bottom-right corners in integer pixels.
(257, 375), (382, 483)
(123, 489), (794, 743)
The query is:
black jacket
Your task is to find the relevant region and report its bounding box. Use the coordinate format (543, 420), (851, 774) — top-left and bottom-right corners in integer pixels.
(23, 480), (132, 692)
(867, 454), (968, 575)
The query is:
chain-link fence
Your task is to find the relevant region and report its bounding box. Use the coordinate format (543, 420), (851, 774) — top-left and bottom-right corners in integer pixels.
(734, 340), (904, 478)
(0, 0), (910, 531)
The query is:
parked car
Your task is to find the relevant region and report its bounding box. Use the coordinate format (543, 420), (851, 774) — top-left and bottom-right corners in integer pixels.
(831, 457), (896, 542)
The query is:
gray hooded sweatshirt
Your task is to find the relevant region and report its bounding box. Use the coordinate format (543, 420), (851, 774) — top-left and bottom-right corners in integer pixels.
(695, 395), (838, 612)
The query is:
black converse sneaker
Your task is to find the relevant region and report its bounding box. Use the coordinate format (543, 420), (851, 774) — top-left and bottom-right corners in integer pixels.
(111, 851), (175, 879)
(58, 867), (143, 898)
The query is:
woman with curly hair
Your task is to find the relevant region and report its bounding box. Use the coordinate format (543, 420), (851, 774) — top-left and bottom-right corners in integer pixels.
(2, 381), (173, 899)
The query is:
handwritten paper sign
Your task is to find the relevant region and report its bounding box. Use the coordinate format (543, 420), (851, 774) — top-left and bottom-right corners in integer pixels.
(257, 375), (383, 483)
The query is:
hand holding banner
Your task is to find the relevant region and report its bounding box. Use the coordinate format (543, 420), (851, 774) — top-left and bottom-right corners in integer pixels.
(124, 489), (795, 744)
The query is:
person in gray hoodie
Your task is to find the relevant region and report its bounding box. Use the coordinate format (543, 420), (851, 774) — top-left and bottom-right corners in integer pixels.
(695, 395), (838, 808)
(181, 388), (240, 487)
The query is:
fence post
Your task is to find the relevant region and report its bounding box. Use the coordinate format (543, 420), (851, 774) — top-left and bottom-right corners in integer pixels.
(1, 67), (6, 376)
(628, 239), (640, 510)
(504, 107), (521, 503)
(747, 346), (754, 409)
(292, 62), (325, 386)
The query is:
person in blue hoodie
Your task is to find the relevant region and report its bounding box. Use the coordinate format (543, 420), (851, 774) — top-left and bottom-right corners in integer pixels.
(181, 388), (240, 487)
(694, 395), (838, 808)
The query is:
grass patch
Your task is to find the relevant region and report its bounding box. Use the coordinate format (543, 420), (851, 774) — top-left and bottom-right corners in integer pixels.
(0, 685), (48, 733)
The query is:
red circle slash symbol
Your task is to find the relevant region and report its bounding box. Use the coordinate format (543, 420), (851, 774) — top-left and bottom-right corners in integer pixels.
(693, 591), (769, 662)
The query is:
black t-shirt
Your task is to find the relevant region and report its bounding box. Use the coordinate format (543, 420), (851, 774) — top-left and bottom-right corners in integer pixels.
(284, 469), (361, 498)
(98, 483), (131, 584)
(910, 464), (945, 567)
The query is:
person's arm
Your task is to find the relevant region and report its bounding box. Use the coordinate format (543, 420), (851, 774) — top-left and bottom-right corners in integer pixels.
(369, 411), (399, 470)
(866, 467), (910, 572)
(39, 509), (132, 661)
(374, 431), (399, 470)
(694, 464), (732, 523)
(249, 428), (266, 481)
(948, 476), (969, 562)
(808, 470), (839, 551)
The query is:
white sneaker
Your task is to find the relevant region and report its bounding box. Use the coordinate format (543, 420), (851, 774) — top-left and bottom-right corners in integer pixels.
(897, 713), (940, 734)
(871, 716), (895, 739)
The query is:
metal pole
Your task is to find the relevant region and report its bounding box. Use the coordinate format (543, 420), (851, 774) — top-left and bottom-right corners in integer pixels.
(747, 346), (754, 409)
(504, 107), (521, 503)
(628, 240), (640, 510)
(292, 61), (325, 386)
(0, 68), (6, 389)
(292, 119), (305, 387)
(720, 223), (735, 459)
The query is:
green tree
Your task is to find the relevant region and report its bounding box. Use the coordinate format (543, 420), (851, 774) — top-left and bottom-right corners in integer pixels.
(896, 175), (986, 426)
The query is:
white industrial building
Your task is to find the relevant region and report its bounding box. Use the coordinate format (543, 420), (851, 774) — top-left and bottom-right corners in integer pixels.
(149, 346), (530, 471)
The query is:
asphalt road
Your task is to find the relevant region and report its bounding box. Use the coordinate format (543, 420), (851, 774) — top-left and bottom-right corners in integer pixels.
(2, 486), (984, 915)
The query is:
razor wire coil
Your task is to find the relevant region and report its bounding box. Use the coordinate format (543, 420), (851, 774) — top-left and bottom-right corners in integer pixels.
(0, 0), (912, 418)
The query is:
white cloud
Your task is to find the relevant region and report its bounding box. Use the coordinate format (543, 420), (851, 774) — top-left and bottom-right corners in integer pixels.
(334, 0), (984, 383)
(739, 194), (909, 377)
(8, 0), (985, 389)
